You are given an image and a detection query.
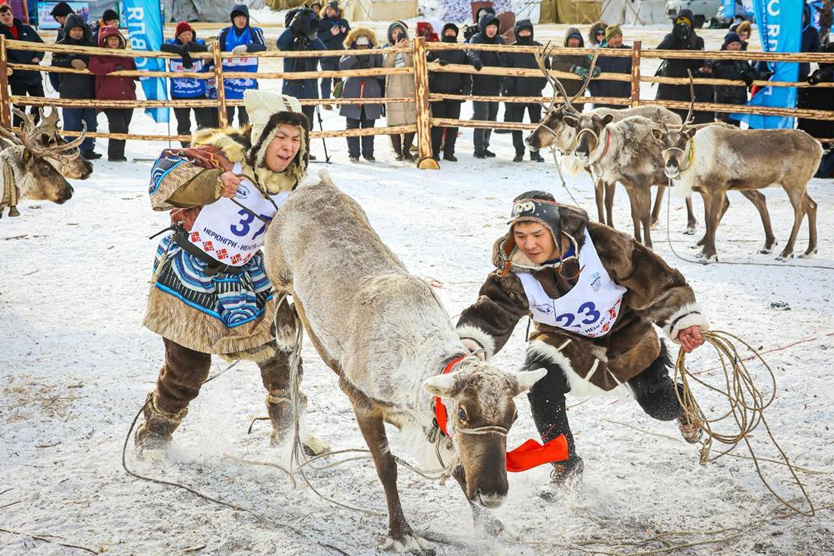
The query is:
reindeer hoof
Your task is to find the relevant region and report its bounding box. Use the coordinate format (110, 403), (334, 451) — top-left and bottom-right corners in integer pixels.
(650, 220), (660, 230)
(699, 254), (718, 264)
(798, 250), (817, 259)
(776, 252), (794, 261)
(683, 226), (696, 235)
(758, 247), (773, 254)
(383, 533), (432, 554)
(301, 433), (330, 457)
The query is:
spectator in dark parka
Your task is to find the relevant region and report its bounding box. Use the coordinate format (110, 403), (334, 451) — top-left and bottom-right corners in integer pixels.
(217, 4), (267, 126)
(318, 2), (350, 105)
(504, 19), (546, 163)
(52, 13), (100, 159)
(50, 2), (76, 91)
(467, 13), (508, 159)
(161, 22), (214, 147)
(277, 8), (325, 128)
(550, 26), (597, 111)
(0, 4), (45, 127)
(89, 26), (138, 162)
(339, 28), (384, 162)
(702, 32), (770, 126)
(655, 10), (712, 124)
(427, 23), (472, 162)
(588, 25), (632, 110)
(801, 42), (834, 141)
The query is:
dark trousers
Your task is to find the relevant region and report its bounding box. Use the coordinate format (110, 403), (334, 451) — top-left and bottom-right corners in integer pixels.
(103, 108), (133, 159)
(62, 107), (97, 152)
(320, 57), (341, 99)
(390, 133), (415, 157)
(346, 115), (375, 158)
(226, 106), (249, 126)
(10, 81), (45, 127)
(173, 95), (214, 147)
(430, 100), (461, 158)
(154, 338), (297, 416)
(525, 342), (683, 459)
(506, 102), (542, 155)
(472, 100), (499, 154)
(302, 105), (315, 128)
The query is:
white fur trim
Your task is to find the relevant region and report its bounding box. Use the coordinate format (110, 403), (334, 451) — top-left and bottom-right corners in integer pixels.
(663, 303), (710, 343)
(526, 339), (629, 399)
(456, 324), (495, 360)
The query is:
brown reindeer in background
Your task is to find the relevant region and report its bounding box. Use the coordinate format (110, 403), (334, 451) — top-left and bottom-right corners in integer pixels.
(19, 108), (93, 180)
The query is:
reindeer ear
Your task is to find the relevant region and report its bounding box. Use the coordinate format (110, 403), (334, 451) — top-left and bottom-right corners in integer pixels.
(602, 114), (614, 126)
(563, 115), (579, 128)
(423, 374), (457, 397)
(512, 369), (547, 396)
(652, 128), (665, 141)
(684, 128), (697, 140)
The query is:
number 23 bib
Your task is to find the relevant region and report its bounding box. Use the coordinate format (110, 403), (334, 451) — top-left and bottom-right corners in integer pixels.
(517, 229), (626, 338)
(188, 163), (289, 266)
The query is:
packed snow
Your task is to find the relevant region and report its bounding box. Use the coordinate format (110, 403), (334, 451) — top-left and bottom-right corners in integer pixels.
(2, 23), (833, 556)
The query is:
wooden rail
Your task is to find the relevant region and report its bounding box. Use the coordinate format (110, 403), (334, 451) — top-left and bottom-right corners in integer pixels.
(2, 36), (834, 168)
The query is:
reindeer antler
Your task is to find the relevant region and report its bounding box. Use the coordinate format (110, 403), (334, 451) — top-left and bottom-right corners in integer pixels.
(681, 69), (696, 129)
(39, 107), (61, 131)
(537, 42), (577, 114)
(568, 50), (599, 105)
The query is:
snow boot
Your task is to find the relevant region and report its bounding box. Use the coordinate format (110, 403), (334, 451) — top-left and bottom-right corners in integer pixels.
(538, 455), (584, 501)
(134, 392), (187, 457)
(266, 392), (330, 456)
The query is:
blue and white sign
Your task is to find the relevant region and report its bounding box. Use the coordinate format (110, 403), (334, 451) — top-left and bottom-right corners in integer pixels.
(733, 0), (803, 129)
(124, 0), (169, 123)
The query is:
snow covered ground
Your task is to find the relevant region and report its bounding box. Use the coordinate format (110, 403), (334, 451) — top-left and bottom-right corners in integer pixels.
(2, 22), (833, 556)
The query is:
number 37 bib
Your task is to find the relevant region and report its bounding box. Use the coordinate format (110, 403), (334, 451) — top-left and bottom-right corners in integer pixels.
(517, 229), (626, 338)
(188, 163), (289, 267)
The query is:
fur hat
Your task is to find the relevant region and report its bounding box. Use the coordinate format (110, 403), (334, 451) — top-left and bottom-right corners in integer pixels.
(604, 24), (622, 42)
(175, 21), (195, 40)
(243, 90), (309, 190)
(508, 191), (563, 248)
(344, 27), (377, 49)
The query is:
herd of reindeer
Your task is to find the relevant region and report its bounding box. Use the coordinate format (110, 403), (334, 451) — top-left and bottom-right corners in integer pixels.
(0, 46), (824, 262)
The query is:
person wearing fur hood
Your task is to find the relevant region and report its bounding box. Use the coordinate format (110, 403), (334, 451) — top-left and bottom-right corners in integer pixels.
(588, 20), (607, 46)
(135, 91), (328, 460)
(339, 27), (384, 161)
(456, 191), (709, 495)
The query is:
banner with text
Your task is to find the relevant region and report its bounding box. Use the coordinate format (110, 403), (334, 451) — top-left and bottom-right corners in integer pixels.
(124, 0), (169, 123)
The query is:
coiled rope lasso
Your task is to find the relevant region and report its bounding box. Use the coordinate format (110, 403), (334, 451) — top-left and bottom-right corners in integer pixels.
(674, 330), (815, 516)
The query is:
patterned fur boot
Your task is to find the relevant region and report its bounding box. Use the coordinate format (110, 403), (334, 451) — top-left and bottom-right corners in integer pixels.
(134, 392), (187, 457)
(538, 455), (585, 502)
(266, 392), (330, 456)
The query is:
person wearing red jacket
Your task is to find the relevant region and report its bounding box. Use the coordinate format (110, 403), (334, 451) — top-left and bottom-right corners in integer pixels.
(88, 25), (137, 162)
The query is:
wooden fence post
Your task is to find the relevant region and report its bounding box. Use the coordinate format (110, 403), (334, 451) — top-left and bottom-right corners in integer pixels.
(213, 47), (228, 127)
(412, 37), (438, 170)
(630, 40), (642, 108)
(0, 36), (11, 128)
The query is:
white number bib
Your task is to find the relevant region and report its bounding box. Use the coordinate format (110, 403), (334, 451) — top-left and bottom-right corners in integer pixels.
(517, 229), (626, 338)
(188, 163), (289, 266)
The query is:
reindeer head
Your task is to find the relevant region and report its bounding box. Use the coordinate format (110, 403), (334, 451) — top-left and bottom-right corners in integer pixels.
(423, 358), (546, 508)
(565, 112), (614, 162)
(525, 44), (596, 154)
(30, 108), (93, 180)
(654, 71), (697, 179)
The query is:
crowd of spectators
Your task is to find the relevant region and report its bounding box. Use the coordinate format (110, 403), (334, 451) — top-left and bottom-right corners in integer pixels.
(1, 2), (833, 171)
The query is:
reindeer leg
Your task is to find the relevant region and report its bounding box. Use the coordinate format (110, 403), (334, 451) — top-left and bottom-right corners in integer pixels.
(700, 192), (724, 263)
(650, 185), (665, 229)
(638, 186), (653, 249)
(352, 405), (430, 554)
(684, 196), (697, 235)
(623, 183), (642, 244)
(696, 196), (729, 247)
(778, 186), (805, 260)
(738, 190), (777, 254)
(800, 192), (818, 258)
(605, 181), (616, 227)
(594, 178), (606, 224)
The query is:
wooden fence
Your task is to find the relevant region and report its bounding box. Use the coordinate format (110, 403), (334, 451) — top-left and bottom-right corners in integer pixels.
(1, 36), (833, 169)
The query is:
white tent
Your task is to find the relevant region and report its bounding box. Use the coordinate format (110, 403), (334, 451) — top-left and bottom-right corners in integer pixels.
(341, 0), (418, 21)
(600, 0), (668, 25)
(161, 0), (234, 23)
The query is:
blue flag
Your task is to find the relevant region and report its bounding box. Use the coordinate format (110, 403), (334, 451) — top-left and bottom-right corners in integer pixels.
(124, 0), (169, 123)
(732, 0), (802, 129)
(721, 0), (736, 19)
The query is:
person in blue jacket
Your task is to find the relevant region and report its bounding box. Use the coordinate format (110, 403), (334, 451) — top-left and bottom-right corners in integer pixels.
(276, 7), (325, 135)
(216, 4), (266, 126)
(161, 22), (215, 146)
(317, 2), (350, 106)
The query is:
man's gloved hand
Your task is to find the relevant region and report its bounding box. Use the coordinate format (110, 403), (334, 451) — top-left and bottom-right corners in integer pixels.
(741, 71), (754, 87)
(70, 58), (87, 70)
(231, 44), (248, 55)
(472, 58), (483, 71)
(591, 65), (601, 78)
(181, 50), (194, 69)
(461, 338), (486, 361)
(808, 70), (822, 85)
(437, 58), (450, 66)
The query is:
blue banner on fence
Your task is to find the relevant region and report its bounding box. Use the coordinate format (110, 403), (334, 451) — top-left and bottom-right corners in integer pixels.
(732, 0), (802, 129)
(721, 0), (736, 19)
(124, 0), (169, 123)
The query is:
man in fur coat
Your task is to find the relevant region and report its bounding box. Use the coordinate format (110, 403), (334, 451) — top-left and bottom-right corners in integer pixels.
(135, 90), (328, 458)
(456, 191), (708, 494)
